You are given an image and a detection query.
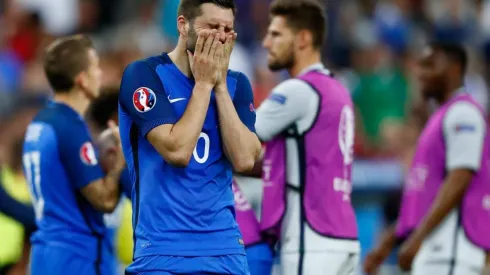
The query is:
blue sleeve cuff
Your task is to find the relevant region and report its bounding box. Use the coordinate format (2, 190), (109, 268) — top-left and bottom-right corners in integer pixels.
(140, 117), (178, 138)
(76, 170), (104, 190)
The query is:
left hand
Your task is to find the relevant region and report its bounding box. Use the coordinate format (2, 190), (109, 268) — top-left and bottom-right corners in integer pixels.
(215, 31), (237, 92)
(398, 235), (422, 271)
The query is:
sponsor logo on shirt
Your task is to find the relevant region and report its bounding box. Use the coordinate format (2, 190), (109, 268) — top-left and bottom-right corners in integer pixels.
(455, 124), (475, 133)
(80, 142), (98, 166)
(269, 94), (287, 104)
(133, 87), (156, 113)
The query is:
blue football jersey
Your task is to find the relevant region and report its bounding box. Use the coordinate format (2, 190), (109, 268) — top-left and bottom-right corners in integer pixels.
(23, 102), (109, 262)
(118, 53), (256, 259)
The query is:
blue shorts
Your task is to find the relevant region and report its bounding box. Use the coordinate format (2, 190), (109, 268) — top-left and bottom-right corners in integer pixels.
(30, 244), (113, 275)
(245, 243), (273, 275)
(126, 254), (249, 275)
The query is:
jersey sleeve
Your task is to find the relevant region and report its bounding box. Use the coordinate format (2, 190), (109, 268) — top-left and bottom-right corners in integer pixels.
(58, 120), (105, 189)
(233, 72), (256, 133)
(443, 101), (486, 171)
(255, 79), (315, 141)
(119, 60), (178, 138)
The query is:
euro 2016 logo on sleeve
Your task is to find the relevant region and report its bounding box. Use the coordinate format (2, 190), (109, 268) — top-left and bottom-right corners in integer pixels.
(80, 142), (98, 166)
(133, 87), (156, 113)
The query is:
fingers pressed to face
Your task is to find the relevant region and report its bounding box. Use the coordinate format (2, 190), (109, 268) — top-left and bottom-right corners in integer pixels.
(224, 31), (237, 55)
(194, 31), (207, 55)
(208, 33), (221, 60)
(214, 40), (224, 61)
(201, 30), (217, 56)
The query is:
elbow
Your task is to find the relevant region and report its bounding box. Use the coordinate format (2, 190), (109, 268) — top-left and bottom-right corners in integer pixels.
(101, 197), (119, 213)
(232, 156), (256, 173)
(164, 149), (193, 167)
(155, 140), (193, 167)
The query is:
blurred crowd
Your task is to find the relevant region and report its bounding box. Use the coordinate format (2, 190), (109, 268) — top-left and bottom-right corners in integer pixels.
(1, 0), (490, 274)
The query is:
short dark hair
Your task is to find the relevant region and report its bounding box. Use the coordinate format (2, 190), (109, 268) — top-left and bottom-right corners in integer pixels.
(429, 41), (468, 75)
(177, 0), (237, 21)
(270, 0), (326, 49)
(43, 34), (94, 92)
(86, 88), (119, 130)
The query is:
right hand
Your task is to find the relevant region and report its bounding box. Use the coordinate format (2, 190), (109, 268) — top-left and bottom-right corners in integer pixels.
(363, 247), (389, 274)
(187, 30), (224, 87)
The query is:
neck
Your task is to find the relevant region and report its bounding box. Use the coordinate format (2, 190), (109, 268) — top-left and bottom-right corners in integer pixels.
(168, 37), (192, 77)
(54, 89), (90, 117)
(437, 80), (464, 105)
(287, 49), (322, 77)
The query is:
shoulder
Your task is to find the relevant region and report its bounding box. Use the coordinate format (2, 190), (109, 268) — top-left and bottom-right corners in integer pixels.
(443, 101), (486, 134)
(227, 69), (249, 84)
(269, 79), (317, 105)
(123, 54), (170, 76)
(273, 79), (314, 95)
(122, 59), (152, 77)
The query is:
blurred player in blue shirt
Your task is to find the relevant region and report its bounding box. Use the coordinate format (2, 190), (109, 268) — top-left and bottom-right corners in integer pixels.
(23, 35), (126, 275)
(118, 0), (261, 274)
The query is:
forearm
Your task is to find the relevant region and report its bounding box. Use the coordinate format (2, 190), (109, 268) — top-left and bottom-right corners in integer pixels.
(169, 83), (212, 154)
(100, 165), (124, 212)
(0, 184), (36, 230)
(378, 224), (397, 254)
(215, 88), (261, 172)
(412, 174), (470, 241)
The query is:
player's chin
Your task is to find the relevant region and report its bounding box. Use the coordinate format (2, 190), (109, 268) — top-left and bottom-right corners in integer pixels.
(268, 61), (284, 72)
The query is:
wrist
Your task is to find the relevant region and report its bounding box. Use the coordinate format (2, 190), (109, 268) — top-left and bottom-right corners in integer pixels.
(194, 81), (214, 92)
(215, 83), (228, 93)
(108, 163), (124, 178)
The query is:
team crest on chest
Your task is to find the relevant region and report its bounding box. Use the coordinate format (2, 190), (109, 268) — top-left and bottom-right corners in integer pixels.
(80, 142), (98, 166)
(133, 87), (156, 113)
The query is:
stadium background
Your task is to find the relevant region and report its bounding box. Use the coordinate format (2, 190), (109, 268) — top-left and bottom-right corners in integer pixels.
(0, 0), (489, 274)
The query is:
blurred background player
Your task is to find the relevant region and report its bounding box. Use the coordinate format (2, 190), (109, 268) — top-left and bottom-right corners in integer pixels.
(86, 91), (134, 274)
(22, 35), (126, 275)
(257, 0), (360, 274)
(365, 42), (490, 275)
(118, 0), (261, 274)
(232, 179), (273, 275)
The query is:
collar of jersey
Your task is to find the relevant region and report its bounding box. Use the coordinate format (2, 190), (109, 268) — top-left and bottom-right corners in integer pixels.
(161, 53), (195, 84)
(48, 100), (83, 120)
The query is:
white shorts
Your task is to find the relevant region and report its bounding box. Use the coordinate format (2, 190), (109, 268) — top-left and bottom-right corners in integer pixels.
(412, 261), (482, 275)
(272, 251), (359, 275)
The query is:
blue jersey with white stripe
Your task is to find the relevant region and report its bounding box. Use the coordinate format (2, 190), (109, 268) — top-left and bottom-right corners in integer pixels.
(118, 53), (256, 259)
(23, 102), (109, 262)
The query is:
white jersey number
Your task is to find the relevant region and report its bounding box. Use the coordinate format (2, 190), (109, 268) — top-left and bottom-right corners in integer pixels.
(23, 151), (45, 221)
(333, 105), (355, 201)
(193, 132), (210, 164)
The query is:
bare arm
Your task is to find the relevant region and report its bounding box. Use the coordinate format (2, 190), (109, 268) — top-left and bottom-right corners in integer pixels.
(215, 87), (261, 172)
(409, 169), (473, 242)
(80, 165), (124, 213)
(80, 121), (125, 213)
(213, 33), (260, 172)
(147, 84), (212, 166)
(364, 224), (397, 274)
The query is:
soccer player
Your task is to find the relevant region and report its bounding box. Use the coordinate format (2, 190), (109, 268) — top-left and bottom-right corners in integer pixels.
(364, 43), (490, 275)
(23, 35), (125, 275)
(87, 91), (131, 275)
(256, 0), (360, 274)
(118, 0), (261, 274)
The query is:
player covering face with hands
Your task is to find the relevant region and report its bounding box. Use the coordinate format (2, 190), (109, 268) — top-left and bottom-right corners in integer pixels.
(118, 0), (261, 274)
